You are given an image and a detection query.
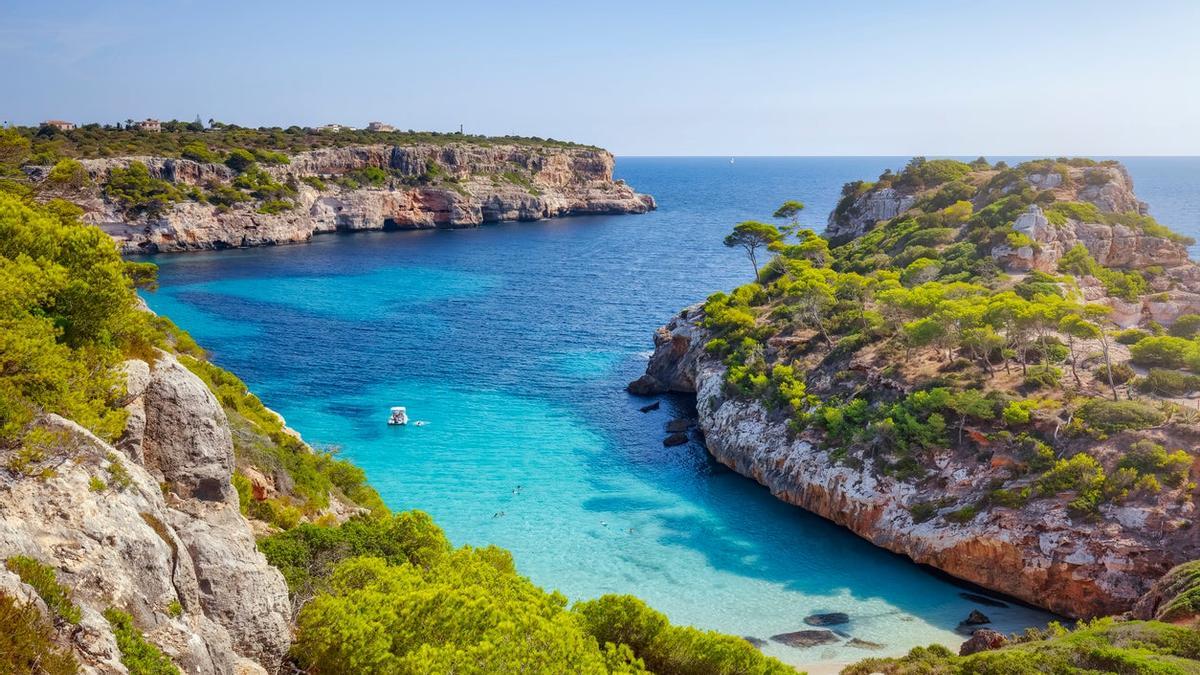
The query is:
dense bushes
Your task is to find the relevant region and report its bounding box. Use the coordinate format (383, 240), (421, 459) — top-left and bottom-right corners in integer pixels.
(1137, 368), (1200, 396)
(104, 607), (180, 675)
(575, 594), (792, 675)
(5, 556), (81, 624)
(266, 515), (790, 674)
(11, 123), (594, 165)
(1130, 336), (1200, 371)
(103, 161), (182, 217)
(0, 192), (160, 448)
(845, 619), (1200, 674)
(1076, 399), (1166, 433)
(0, 594), (78, 674)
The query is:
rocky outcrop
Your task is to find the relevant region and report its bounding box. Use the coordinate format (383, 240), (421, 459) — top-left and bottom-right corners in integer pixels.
(636, 307), (1200, 619)
(826, 187), (916, 242)
(36, 143), (655, 253)
(0, 352), (290, 673)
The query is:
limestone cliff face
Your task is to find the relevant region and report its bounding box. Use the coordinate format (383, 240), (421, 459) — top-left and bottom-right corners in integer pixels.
(33, 144), (655, 253)
(826, 187), (917, 242)
(638, 307), (1200, 619)
(0, 352), (291, 674)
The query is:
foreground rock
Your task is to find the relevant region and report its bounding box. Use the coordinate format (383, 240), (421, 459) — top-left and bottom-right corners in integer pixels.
(35, 144), (655, 253)
(0, 352), (290, 673)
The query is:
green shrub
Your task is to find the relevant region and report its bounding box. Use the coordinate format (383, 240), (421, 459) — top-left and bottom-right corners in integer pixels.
(1022, 365), (1061, 390)
(1119, 440), (1191, 488)
(104, 607), (180, 674)
(945, 504), (979, 523)
(1076, 399), (1166, 433)
(1130, 336), (1200, 371)
(1095, 362), (1135, 385)
(1137, 368), (1200, 396)
(1114, 328), (1151, 345)
(104, 161), (182, 217)
(1169, 314), (1200, 339)
(252, 148), (290, 165)
(574, 594), (792, 675)
(909, 501), (938, 523)
(300, 175), (327, 191)
(0, 593), (78, 674)
(5, 556), (81, 624)
(844, 619), (1200, 674)
(223, 148), (256, 172)
(180, 142), (219, 164)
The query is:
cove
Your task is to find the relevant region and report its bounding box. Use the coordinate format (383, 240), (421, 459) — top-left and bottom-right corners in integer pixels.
(137, 157), (1200, 668)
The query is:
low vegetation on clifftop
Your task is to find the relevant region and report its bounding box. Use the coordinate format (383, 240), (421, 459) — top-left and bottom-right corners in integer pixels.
(0, 146), (778, 675)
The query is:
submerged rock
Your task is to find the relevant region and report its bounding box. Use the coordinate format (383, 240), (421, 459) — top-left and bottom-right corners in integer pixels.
(803, 612), (850, 626)
(638, 401), (660, 413)
(770, 629), (840, 648)
(959, 629), (1008, 656)
(663, 432), (689, 447)
(846, 637), (886, 650)
(964, 609), (991, 625)
(665, 418), (691, 432)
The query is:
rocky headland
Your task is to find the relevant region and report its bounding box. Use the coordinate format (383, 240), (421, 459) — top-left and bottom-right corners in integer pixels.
(30, 143), (654, 253)
(633, 158), (1200, 621)
(0, 351), (292, 674)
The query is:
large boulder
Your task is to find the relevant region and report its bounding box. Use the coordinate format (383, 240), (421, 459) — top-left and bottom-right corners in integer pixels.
(959, 629), (1008, 656)
(142, 353), (237, 504)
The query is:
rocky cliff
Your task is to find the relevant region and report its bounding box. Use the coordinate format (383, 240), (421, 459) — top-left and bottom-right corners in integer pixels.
(636, 158), (1200, 621)
(0, 351), (292, 673)
(33, 144), (655, 253)
(637, 307), (1200, 619)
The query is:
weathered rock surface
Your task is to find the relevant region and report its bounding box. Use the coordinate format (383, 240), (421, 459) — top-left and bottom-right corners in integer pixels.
(959, 629), (1008, 656)
(35, 144), (655, 253)
(638, 307), (1200, 618)
(826, 187), (916, 242)
(847, 637), (886, 650)
(0, 352), (291, 673)
(662, 432), (689, 447)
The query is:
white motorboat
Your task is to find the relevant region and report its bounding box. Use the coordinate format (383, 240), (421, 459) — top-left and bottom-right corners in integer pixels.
(387, 406), (409, 425)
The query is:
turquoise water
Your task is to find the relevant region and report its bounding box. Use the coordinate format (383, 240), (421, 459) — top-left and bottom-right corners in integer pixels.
(139, 157), (1200, 668)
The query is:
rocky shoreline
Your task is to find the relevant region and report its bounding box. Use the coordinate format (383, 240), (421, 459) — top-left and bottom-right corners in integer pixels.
(632, 307), (1199, 619)
(32, 143), (655, 253)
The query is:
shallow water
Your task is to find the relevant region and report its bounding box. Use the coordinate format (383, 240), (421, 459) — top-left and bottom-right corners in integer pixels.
(139, 156), (1200, 667)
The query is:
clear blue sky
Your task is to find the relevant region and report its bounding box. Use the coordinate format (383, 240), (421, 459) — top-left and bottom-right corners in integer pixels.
(4, 0), (1198, 155)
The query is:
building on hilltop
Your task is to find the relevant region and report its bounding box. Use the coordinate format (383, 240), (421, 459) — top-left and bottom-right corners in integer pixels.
(42, 120), (76, 131)
(367, 121), (396, 132)
(136, 119), (161, 132)
(317, 123), (349, 133)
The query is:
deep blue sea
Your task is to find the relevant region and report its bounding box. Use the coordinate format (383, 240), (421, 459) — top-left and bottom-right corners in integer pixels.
(139, 157), (1200, 668)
